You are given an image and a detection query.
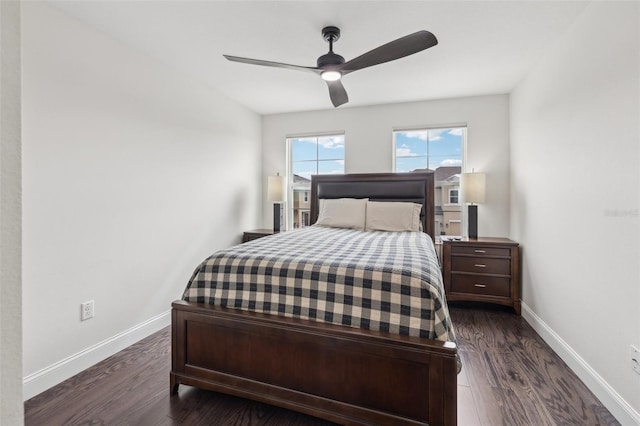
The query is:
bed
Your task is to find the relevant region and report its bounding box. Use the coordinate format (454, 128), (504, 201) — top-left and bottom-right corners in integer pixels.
(170, 172), (458, 425)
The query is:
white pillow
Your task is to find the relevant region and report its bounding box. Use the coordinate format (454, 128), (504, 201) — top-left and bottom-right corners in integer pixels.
(316, 198), (368, 230)
(365, 201), (422, 232)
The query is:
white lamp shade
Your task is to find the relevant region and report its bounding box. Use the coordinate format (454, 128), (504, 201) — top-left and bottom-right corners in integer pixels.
(461, 173), (486, 204)
(267, 175), (285, 202)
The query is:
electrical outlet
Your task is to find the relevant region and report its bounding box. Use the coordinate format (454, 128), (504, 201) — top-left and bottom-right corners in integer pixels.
(632, 345), (640, 375)
(81, 300), (94, 321)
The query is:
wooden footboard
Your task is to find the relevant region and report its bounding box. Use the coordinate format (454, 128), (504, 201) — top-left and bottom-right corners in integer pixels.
(170, 300), (457, 425)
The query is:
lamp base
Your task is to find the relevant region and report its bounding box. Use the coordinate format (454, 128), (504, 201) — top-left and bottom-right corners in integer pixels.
(468, 204), (478, 239)
(273, 203), (283, 233)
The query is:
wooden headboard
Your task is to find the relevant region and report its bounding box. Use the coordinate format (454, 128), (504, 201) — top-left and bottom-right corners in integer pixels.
(310, 172), (435, 240)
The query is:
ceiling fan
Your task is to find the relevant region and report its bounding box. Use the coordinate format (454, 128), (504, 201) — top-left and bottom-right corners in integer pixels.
(223, 26), (438, 108)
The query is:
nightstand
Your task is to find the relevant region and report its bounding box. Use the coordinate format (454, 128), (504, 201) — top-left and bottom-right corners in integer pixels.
(442, 237), (521, 314)
(242, 229), (277, 243)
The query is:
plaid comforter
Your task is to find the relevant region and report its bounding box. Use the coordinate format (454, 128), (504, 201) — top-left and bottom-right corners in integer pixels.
(183, 226), (456, 343)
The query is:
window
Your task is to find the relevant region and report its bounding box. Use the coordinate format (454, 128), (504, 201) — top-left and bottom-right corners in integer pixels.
(288, 134), (345, 229)
(301, 211), (310, 227)
(393, 127), (466, 238)
(449, 188), (459, 204)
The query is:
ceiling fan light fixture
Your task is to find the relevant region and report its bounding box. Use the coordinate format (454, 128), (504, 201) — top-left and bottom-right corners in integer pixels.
(321, 70), (342, 82)
(224, 26), (437, 108)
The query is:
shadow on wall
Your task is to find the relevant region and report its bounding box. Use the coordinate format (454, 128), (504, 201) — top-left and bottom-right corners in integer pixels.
(512, 187), (529, 303)
(231, 186), (248, 242)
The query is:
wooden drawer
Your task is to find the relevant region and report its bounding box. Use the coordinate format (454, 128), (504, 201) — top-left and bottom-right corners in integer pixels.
(442, 237), (520, 314)
(450, 245), (511, 257)
(451, 257), (511, 275)
(450, 274), (511, 298)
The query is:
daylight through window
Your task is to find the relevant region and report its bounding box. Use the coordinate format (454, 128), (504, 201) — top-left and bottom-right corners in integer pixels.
(394, 127), (466, 238)
(288, 134), (345, 229)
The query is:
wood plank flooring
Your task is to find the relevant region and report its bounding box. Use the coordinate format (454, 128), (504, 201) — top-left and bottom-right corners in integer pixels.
(25, 305), (619, 425)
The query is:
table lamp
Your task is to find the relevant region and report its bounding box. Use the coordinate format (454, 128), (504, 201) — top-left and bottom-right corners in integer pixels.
(461, 171), (485, 239)
(267, 173), (285, 232)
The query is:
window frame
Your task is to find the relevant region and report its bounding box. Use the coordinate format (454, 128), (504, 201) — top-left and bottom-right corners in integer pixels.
(448, 188), (460, 205)
(391, 125), (467, 172)
(287, 132), (345, 230)
(392, 125), (467, 239)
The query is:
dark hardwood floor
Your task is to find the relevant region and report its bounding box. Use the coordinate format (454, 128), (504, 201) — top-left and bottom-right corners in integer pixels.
(25, 305), (619, 426)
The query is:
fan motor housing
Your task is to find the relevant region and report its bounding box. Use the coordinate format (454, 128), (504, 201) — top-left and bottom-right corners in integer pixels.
(317, 52), (345, 68)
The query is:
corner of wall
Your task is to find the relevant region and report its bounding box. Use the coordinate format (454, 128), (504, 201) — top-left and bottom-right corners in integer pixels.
(0, 0), (24, 422)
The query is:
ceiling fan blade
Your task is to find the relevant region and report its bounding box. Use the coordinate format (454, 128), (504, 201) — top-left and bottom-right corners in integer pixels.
(326, 80), (349, 107)
(224, 55), (321, 74)
(341, 30), (438, 74)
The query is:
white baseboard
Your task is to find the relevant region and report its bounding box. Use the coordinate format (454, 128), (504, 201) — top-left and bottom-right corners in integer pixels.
(521, 302), (640, 426)
(23, 310), (171, 401)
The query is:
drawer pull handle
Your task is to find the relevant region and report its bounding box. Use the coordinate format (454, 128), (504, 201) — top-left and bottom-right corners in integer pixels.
(474, 284), (487, 288)
(474, 264), (487, 268)
(474, 249), (486, 253)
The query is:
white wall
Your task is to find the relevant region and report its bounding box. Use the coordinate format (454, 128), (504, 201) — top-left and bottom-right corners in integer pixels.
(262, 95), (510, 236)
(0, 1), (24, 423)
(22, 3), (261, 398)
(510, 1), (640, 423)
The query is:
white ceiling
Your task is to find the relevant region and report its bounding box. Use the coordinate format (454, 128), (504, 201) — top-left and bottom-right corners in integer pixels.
(50, 1), (590, 115)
